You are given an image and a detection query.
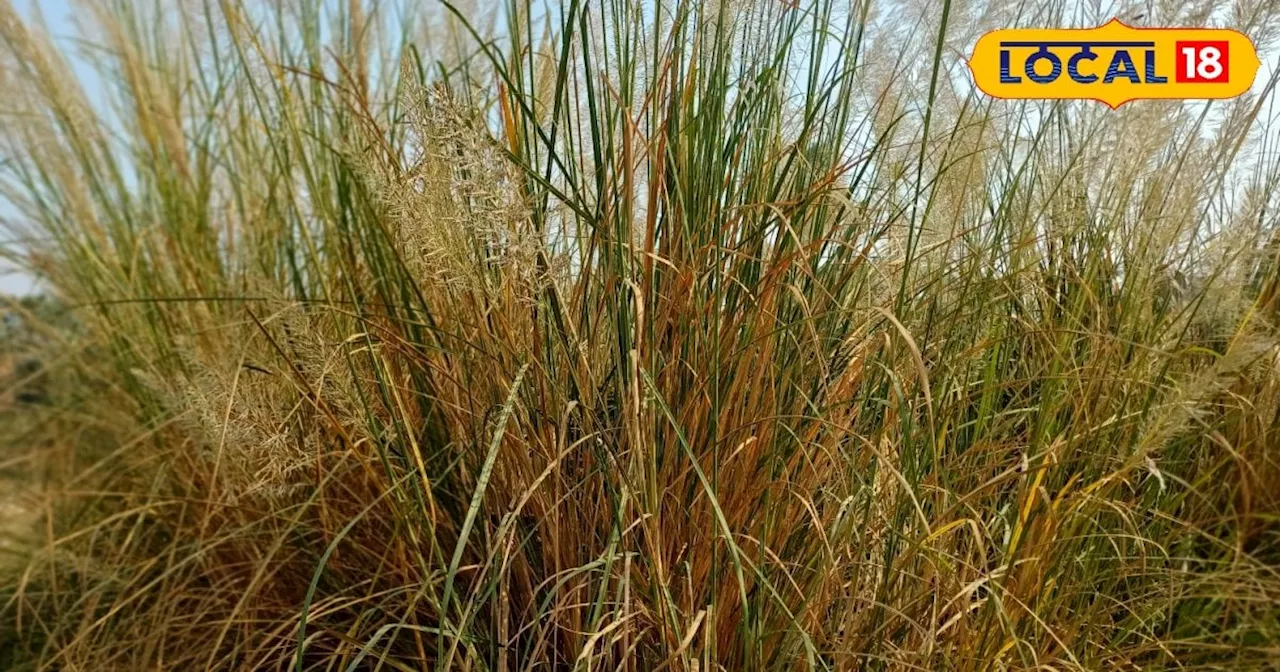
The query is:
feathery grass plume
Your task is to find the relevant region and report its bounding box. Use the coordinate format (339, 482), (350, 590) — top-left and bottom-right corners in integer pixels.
(366, 76), (538, 295)
(0, 0), (1279, 669)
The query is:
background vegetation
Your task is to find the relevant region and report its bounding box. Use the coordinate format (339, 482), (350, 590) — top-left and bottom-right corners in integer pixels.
(2, 0), (1279, 669)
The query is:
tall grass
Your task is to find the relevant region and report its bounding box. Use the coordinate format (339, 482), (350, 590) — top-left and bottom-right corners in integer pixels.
(2, 0), (1279, 668)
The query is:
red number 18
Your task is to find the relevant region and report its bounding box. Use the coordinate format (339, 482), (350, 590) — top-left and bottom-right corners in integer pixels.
(1176, 41), (1229, 83)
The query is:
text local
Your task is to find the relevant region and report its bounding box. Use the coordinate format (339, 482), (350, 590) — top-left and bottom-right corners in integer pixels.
(999, 41), (1166, 84)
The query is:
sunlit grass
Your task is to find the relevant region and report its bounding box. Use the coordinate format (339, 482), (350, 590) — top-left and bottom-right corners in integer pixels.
(1, 0), (1279, 669)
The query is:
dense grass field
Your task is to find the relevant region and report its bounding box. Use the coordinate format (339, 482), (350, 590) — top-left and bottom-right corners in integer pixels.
(2, 0), (1280, 669)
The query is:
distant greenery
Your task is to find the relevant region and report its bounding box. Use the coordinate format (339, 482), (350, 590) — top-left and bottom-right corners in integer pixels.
(1, 0), (1279, 669)
(1, 295), (67, 345)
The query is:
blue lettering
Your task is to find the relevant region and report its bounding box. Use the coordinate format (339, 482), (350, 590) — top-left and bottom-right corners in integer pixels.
(1000, 49), (1021, 83)
(1143, 49), (1167, 83)
(1025, 46), (1061, 84)
(1104, 50), (1141, 83)
(1067, 46), (1098, 83)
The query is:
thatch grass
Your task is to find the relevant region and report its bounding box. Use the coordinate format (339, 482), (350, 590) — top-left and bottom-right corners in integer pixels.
(2, 0), (1279, 668)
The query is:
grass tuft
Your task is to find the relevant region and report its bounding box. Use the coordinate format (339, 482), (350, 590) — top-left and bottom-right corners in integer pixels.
(2, 0), (1280, 669)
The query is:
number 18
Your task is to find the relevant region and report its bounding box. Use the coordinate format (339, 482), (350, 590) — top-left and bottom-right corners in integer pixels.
(1176, 41), (1230, 83)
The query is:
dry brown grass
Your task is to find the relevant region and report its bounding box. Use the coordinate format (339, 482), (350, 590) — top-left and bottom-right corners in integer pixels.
(1, 0), (1279, 669)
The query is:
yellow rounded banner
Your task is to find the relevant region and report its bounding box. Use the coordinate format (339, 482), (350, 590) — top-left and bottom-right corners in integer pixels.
(967, 19), (1260, 108)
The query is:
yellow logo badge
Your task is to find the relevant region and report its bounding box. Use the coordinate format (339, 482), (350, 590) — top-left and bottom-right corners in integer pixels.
(968, 19), (1260, 108)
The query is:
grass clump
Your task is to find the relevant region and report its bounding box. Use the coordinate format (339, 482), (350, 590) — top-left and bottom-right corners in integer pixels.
(2, 0), (1280, 668)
